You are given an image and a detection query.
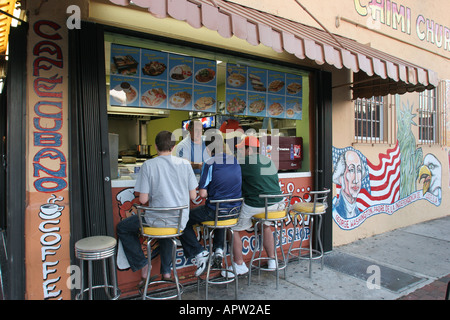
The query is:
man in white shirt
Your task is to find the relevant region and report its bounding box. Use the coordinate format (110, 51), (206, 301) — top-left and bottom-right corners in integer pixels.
(116, 130), (201, 282)
(176, 119), (206, 174)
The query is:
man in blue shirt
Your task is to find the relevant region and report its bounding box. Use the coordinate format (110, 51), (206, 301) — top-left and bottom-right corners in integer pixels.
(180, 133), (242, 276)
(176, 119), (206, 174)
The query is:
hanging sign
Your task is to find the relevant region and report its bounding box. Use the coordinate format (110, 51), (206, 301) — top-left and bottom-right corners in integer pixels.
(109, 44), (217, 113)
(225, 63), (303, 120)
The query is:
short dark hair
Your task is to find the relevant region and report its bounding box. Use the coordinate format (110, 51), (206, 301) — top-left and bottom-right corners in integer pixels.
(187, 119), (203, 132)
(155, 131), (175, 152)
(205, 131), (223, 156)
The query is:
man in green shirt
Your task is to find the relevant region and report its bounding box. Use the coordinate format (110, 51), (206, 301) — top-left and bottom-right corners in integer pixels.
(222, 136), (284, 277)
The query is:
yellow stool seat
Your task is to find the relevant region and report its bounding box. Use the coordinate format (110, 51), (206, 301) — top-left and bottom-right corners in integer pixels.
(202, 218), (238, 226)
(135, 204), (188, 300)
(248, 193), (292, 290)
(199, 198), (243, 300)
(142, 227), (180, 236)
(253, 210), (286, 220)
(291, 202), (326, 213)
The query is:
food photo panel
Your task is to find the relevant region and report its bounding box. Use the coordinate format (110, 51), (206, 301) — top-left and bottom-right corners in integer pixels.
(247, 67), (267, 92)
(110, 44), (140, 76)
(193, 86), (216, 112)
(168, 83), (193, 111)
(168, 54), (194, 83)
(226, 64), (247, 90)
(267, 94), (286, 119)
(267, 70), (286, 95)
(140, 48), (169, 80)
(247, 92), (267, 116)
(285, 96), (302, 120)
(109, 76), (140, 107)
(286, 73), (303, 97)
(225, 90), (247, 115)
(194, 58), (217, 87)
(140, 79), (168, 108)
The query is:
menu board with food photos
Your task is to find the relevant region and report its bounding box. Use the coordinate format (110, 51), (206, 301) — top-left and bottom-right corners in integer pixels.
(225, 63), (302, 120)
(109, 44), (217, 113)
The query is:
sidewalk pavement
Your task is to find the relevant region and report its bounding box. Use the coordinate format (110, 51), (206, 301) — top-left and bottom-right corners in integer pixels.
(181, 215), (450, 300)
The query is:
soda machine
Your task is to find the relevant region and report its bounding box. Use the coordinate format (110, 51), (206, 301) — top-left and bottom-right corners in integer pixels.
(260, 136), (303, 171)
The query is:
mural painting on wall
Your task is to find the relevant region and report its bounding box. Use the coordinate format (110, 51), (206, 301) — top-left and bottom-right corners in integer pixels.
(114, 188), (153, 270)
(332, 102), (442, 230)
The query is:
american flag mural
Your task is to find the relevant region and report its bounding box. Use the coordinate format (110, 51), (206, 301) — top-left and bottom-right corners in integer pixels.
(333, 143), (400, 211)
(356, 142), (401, 211)
(332, 141), (441, 230)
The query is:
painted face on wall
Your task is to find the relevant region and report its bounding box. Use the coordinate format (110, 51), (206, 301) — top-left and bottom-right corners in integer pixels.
(343, 150), (362, 203)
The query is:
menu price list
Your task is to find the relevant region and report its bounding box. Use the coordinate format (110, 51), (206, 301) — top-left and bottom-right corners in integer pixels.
(109, 44), (217, 113)
(225, 64), (303, 120)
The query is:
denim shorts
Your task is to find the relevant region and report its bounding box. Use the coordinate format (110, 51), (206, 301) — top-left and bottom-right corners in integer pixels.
(233, 201), (285, 231)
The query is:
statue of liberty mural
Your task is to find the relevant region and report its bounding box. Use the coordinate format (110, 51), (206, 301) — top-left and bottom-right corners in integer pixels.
(397, 102), (423, 198)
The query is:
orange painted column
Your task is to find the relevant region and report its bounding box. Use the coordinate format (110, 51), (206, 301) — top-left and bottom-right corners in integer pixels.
(25, 2), (71, 299)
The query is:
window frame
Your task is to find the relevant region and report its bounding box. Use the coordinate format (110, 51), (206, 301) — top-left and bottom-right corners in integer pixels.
(418, 89), (437, 144)
(354, 96), (385, 143)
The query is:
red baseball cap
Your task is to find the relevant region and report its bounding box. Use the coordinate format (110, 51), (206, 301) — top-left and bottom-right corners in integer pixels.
(236, 136), (260, 149)
(220, 119), (243, 133)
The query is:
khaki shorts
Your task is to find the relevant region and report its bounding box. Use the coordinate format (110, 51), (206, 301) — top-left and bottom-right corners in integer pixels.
(233, 201), (286, 231)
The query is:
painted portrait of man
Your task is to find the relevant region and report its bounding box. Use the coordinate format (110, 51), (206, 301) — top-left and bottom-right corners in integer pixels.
(332, 150), (368, 219)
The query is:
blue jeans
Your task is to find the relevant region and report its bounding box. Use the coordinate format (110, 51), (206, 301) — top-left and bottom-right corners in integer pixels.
(180, 205), (224, 259)
(116, 214), (174, 274)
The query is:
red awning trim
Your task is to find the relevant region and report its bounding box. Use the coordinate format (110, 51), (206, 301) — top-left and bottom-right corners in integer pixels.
(108, 0), (438, 92)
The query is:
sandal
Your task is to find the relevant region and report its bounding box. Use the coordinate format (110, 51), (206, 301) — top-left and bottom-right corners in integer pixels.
(161, 275), (174, 282)
(137, 275), (158, 289)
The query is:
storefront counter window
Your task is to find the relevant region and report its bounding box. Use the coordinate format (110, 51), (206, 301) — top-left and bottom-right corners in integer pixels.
(104, 31), (312, 174)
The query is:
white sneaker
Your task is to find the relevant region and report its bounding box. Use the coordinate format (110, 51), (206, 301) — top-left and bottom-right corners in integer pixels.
(267, 259), (277, 270)
(235, 262), (249, 274)
(215, 248), (224, 257)
(213, 248), (224, 268)
(194, 250), (209, 277)
(221, 262), (249, 278)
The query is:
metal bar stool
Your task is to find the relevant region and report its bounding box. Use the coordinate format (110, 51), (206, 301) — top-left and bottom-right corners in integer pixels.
(286, 196), (305, 266)
(248, 193), (293, 289)
(136, 205), (187, 300)
(75, 235), (120, 300)
(287, 188), (330, 278)
(198, 198), (243, 300)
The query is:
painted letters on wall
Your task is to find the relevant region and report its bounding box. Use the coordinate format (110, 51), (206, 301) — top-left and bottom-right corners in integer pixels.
(354, 0), (450, 53)
(332, 102), (442, 230)
(25, 16), (70, 299)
